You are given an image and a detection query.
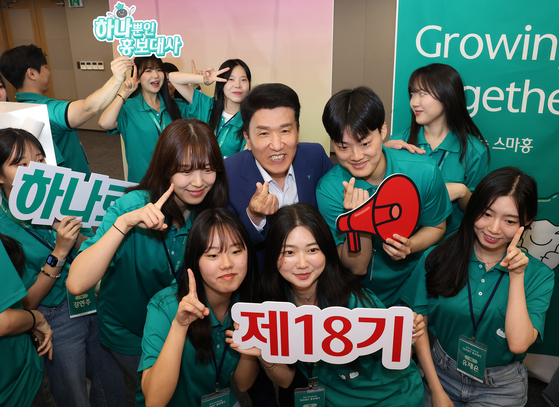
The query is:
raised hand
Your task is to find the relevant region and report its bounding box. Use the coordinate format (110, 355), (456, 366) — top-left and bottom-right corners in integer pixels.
(52, 216), (83, 257)
(342, 177), (369, 210)
(412, 312), (425, 345)
(175, 269), (209, 328)
(121, 184), (174, 231)
(501, 227), (528, 274)
(199, 65), (230, 86)
(383, 233), (413, 261)
(247, 182), (279, 225)
(110, 56), (135, 84)
(226, 322), (262, 357)
(121, 64), (139, 98)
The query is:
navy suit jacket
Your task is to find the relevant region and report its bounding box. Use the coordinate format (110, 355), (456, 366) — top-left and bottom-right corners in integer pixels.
(224, 142), (334, 266)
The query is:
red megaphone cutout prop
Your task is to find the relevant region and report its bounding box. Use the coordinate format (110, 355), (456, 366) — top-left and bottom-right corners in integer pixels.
(336, 174), (421, 253)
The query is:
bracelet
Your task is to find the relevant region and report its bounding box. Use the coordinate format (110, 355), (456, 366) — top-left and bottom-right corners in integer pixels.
(258, 358), (277, 371)
(202, 74), (210, 86)
(112, 223), (126, 236)
(116, 93), (126, 103)
(24, 309), (36, 330)
(41, 267), (61, 279)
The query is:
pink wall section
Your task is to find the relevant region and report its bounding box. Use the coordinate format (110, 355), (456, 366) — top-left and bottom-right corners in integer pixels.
(109, 0), (334, 151)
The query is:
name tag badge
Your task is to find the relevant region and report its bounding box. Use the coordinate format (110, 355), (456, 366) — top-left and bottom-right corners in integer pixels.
(457, 334), (488, 383)
(294, 386), (326, 407)
(68, 287), (97, 318)
(201, 388), (230, 407)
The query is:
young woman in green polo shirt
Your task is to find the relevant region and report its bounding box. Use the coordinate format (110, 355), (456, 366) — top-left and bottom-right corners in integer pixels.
(230, 203), (425, 407)
(169, 59), (252, 158)
(68, 119), (229, 394)
(389, 64), (490, 236)
(0, 128), (125, 407)
(137, 207), (259, 406)
(98, 56), (192, 182)
(405, 167), (555, 406)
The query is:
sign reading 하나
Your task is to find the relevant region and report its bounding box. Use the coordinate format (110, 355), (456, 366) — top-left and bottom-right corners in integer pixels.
(8, 162), (137, 228)
(93, 2), (184, 57)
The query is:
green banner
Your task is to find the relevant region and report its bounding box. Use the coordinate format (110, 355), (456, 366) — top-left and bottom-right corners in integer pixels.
(393, 0), (559, 356)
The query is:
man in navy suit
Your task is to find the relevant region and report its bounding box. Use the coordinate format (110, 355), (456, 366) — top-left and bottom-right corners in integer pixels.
(225, 83), (334, 267)
(224, 83), (334, 407)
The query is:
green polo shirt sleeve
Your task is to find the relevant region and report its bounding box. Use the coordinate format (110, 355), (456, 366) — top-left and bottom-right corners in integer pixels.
(399, 248), (433, 316)
(523, 254), (555, 341)
(0, 242), (43, 407)
(137, 285), (240, 406)
(463, 136), (489, 192)
(188, 88), (213, 123)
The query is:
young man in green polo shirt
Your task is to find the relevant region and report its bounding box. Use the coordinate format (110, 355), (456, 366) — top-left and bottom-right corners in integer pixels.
(317, 86), (452, 307)
(0, 44), (134, 177)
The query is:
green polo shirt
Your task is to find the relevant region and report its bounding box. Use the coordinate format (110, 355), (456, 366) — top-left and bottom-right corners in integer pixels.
(15, 92), (91, 177)
(189, 89), (246, 158)
(136, 284), (240, 406)
(390, 128), (488, 236)
(296, 290), (423, 407)
(108, 93), (192, 183)
(0, 196), (85, 308)
(316, 147), (452, 306)
(404, 248), (555, 367)
(0, 242), (43, 407)
(79, 190), (192, 355)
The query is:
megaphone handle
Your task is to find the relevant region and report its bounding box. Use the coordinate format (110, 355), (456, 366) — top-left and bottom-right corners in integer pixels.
(347, 232), (361, 253)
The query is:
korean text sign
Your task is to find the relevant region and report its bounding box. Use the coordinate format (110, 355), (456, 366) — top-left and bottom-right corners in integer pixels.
(232, 302), (413, 369)
(8, 162), (137, 228)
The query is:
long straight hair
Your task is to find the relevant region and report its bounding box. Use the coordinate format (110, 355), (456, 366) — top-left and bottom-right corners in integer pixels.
(407, 64), (489, 164)
(207, 59), (251, 140)
(261, 203), (375, 308)
(131, 56), (182, 121)
(176, 208), (257, 364)
(128, 119), (228, 236)
(425, 167), (537, 298)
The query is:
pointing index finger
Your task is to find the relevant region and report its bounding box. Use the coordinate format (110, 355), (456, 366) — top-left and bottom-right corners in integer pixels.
(187, 268), (198, 298)
(155, 183), (174, 210)
(509, 226), (524, 251)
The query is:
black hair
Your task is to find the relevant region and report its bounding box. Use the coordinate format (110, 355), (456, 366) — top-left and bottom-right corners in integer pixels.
(162, 62), (179, 73)
(0, 127), (46, 170)
(0, 45), (48, 90)
(0, 75), (8, 101)
(1, 234), (26, 276)
(128, 119), (228, 235)
(241, 83), (300, 137)
(407, 63), (489, 163)
(261, 203), (375, 309)
(208, 59), (251, 141)
(177, 208), (257, 364)
(425, 166), (537, 298)
(322, 86), (385, 143)
(130, 56), (182, 121)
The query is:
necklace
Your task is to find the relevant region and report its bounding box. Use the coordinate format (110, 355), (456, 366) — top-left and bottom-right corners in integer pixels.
(474, 249), (502, 269)
(292, 289), (316, 302)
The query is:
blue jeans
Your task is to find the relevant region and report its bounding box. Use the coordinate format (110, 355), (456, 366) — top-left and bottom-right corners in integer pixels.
(425, 340), (527, 407)
(38, 300), (126, 407)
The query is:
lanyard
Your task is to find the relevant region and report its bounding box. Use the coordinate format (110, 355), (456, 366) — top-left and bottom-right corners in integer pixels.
(305, 362), (319, 388)
(216, 113), (238, 148)
(437, 150), (449, 170)
(466, 271), (505, 342)
(147, 110), (168, 136)
(211, 340), (228, 393)
(162, 235), (187, 281)
(0, 200), (74, 262)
